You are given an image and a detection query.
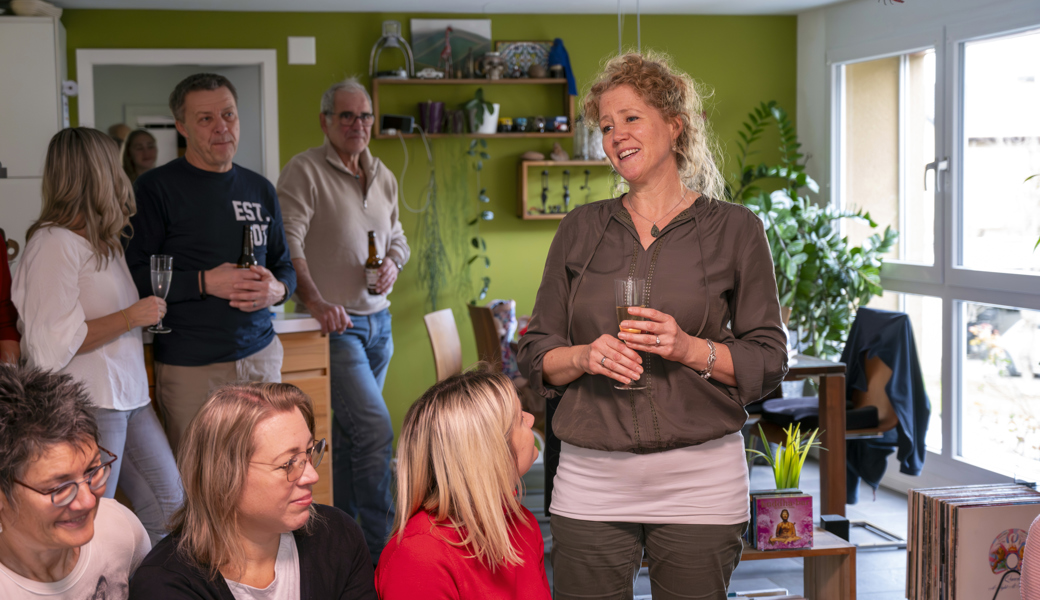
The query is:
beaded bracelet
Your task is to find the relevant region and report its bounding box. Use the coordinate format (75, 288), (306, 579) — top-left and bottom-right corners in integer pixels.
(697, 339), (717, 380)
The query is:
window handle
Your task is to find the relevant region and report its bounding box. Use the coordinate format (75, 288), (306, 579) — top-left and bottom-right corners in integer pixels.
(924, 158), (948, 191)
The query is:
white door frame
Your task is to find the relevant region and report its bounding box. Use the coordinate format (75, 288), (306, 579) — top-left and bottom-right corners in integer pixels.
(76, 48), (279, 181)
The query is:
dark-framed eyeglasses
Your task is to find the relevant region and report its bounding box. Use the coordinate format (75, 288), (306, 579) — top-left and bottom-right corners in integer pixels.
(13, 446), (118, 507)
(324, 111), (375, 126)
(252, 438), (326, 483)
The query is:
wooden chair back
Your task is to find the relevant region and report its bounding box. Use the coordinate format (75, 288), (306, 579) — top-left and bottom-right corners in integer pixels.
(467, 303), (504, 371)
(423, 308), (462, 383)
(848, 355), (899, 436)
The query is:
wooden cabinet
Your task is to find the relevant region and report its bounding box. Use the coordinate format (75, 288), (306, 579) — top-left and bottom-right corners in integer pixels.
(0, 16), (68, 253)
(517, 159), (612, 220)
(278, 331), (333, 505)
(371, 78), (574, 140)
(143, 329), (333, 505)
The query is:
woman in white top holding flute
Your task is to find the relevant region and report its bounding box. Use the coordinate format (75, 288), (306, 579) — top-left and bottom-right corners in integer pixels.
(12, 127), (182, 544)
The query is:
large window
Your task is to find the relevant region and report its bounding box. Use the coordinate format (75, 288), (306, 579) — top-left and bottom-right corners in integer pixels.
(960, 31), (1040, 275)
(835, 23), (1040, 484)
(842, 50), (936, 266)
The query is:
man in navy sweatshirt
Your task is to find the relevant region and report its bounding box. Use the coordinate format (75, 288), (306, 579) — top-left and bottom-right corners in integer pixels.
(126, 73), (296, 452)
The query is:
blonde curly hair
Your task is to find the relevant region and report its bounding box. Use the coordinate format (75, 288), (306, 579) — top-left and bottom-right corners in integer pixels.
(583, 52), (724, 200)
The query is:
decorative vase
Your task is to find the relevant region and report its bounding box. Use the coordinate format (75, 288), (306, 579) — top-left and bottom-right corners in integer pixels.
(418, 101), (445, 134)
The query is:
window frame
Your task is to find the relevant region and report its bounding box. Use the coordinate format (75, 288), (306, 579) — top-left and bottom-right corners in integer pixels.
(828, 12), (1040, 486)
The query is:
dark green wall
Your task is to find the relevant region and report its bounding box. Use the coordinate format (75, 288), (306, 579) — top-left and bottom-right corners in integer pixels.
(62, 10), (796, 438)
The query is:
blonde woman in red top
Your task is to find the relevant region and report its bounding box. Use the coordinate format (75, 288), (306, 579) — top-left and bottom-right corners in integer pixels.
(375, 369), (550, 600)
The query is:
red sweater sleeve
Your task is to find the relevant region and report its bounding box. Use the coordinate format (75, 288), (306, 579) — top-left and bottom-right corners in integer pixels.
(0, 232), (20, 342)
(376, 534), (461, 600)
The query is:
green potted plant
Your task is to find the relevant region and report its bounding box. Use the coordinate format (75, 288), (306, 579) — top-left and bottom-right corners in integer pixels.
(747, 423), (823, 490)
(460, 88), (500, 134)
(726, 101), (898, 360)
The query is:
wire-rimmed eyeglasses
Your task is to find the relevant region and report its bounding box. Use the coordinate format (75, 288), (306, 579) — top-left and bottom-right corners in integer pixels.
(324, 111), (375, 127)
(251, 438), (326, 482)
(14, 446), (118, 507)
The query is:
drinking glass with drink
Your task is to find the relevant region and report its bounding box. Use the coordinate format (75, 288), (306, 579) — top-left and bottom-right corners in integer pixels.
(149, 255), (173, 334)
(614, 277), (647, 390)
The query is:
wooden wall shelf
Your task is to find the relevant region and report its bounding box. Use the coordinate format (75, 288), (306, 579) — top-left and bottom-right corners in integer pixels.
(517, 159), (612, 220)
(372, 78), (575, 141)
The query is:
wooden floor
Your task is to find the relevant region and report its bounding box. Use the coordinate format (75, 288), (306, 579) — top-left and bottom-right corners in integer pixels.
(522, 456), (910, 600)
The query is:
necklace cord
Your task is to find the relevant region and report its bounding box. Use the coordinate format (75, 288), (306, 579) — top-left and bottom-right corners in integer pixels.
(626, 185), (688, 228)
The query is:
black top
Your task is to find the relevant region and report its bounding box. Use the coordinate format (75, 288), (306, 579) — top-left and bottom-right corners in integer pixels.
(126, 158), (297, 366)
(128, 504), (376, 600)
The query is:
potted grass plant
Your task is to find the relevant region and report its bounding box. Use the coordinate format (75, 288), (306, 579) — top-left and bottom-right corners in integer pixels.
(745, 423), (823, 550)
(747, 422), (823, 490)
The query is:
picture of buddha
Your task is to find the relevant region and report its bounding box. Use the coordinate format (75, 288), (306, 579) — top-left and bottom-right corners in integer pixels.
(769, 509), (802, 543)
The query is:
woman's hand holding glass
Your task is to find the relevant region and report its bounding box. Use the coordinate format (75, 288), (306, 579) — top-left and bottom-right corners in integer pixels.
(618, 306), (694, 364)
(579, 334), (643, 385)
(125, 296), (167, 330)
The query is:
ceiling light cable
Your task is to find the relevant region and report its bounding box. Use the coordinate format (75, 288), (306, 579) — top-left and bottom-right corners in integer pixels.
(636, 0), (641, 52)
(617, 0), (623, 55)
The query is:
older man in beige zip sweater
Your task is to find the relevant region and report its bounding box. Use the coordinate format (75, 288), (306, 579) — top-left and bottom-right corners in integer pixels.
(277, 77), (409, 565)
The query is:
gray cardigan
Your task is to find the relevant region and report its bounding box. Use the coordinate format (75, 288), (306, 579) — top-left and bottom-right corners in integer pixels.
(518, 196), (788, 454)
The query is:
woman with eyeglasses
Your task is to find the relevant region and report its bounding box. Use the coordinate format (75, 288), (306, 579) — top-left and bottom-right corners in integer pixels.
(0, 364), (151, 599)
(130, 382), (377, 600)
(12, 127), (181, 545)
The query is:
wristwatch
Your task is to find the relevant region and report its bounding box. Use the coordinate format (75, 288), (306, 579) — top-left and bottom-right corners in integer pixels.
(391, 258), (403, 272)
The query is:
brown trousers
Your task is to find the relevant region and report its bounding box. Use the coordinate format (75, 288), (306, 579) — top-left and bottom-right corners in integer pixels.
(550, 515), (747, 600)
(154, 336), (283, 453)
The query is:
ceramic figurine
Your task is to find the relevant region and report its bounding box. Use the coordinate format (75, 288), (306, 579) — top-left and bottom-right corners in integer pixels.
(550, 142), (569, 162)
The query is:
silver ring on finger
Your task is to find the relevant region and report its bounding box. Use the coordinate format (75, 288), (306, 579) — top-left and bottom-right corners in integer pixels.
(252, 301), (256, 308)
(600, 356), (607, 366)
(656, 335), (661, 346)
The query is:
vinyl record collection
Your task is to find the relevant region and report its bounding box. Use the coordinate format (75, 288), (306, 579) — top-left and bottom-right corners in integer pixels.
(907, 483), (1040, 600)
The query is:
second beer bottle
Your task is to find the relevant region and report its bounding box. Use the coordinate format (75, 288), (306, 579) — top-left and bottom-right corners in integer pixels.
(237, 224), (258, 268)
(365, 230), (383, 295)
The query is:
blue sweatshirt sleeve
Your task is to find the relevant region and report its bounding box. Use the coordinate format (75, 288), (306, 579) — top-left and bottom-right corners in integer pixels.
(264, 184), (297, 298)
(127, 178), (202, 305)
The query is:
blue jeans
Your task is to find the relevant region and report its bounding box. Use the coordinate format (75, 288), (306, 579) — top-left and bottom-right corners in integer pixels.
(330, 308), (395, 564)
(95, 404), (183, 545)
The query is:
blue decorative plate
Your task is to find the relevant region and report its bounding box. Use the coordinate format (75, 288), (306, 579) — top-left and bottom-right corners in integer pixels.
(495, 41), (551, 75)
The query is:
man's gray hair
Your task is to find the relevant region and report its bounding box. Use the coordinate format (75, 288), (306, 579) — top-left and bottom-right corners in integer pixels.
(320, 77), (372, 117)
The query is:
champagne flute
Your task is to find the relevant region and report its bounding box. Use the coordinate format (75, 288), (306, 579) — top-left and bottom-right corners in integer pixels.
(614, 277), (648, 391)
(149, 255), (173, 334)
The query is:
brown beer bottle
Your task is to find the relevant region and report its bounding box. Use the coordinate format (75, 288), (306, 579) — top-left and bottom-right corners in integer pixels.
(365, 230), (382, 295)
(237, 224), (257, 268)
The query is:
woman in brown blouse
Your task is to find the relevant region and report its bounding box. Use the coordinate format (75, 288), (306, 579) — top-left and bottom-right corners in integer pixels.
(518, 53), (789, 600)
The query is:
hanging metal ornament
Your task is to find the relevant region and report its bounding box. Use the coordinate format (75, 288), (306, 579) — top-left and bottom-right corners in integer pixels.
(541, 170), (550, 213)
(369, 20), (415, 78)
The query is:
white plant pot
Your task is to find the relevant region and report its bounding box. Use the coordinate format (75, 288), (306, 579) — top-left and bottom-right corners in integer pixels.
(470, 103), (501, 134)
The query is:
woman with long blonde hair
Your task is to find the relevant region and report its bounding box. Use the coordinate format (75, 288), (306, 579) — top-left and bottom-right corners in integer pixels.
(12, 127), (181, 544)
(130, 382), (376, 599)
(375, 368), (549, 600)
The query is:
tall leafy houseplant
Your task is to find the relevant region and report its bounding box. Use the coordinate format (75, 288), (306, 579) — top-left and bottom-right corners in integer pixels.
(726, 101), (898, 360)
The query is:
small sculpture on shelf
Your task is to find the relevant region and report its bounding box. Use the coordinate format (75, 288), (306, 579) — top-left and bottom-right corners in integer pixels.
(439, 27), (454, 79)
(550, 142), (569, 162)
(479, 52), (506, 80)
